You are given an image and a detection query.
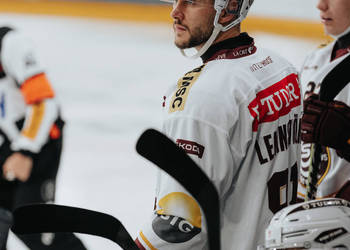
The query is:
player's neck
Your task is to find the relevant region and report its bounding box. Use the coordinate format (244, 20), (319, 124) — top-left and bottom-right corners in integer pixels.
(214, 28), (241, 45)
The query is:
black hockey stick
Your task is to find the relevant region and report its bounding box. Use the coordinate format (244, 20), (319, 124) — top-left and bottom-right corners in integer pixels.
(12, 204), (139, 250)
(306, 54), (350, 200)
(12, 129), (220, 249)
(136, 129), (220, 250)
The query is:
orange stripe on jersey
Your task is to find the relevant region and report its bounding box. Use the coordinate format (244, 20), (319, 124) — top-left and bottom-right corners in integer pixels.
(22, 102), (45, 139)
(297, 192), (305, 198)
(20, 73), (55, 104)
(139, 231), (158, 250)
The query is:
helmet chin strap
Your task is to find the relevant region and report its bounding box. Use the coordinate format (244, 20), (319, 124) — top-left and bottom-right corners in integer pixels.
(180, 24), (223, 60)
(179, 6), (246, 60)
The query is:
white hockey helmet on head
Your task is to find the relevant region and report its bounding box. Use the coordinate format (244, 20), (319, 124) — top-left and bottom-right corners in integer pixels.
(163, 0), (254, 59)
(258, 198), (350, 250)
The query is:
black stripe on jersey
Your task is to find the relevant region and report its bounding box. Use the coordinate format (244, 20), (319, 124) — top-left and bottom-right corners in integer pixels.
(0, 26), (14, 79)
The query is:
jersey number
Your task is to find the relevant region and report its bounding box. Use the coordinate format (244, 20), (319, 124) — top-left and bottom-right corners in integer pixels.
(267, 163), (298, 213)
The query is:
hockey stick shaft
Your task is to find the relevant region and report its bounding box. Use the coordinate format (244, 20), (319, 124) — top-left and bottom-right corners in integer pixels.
(136, 129), (220, 250)
(306, 54), (350, 200)
(12, 204), (139, 250)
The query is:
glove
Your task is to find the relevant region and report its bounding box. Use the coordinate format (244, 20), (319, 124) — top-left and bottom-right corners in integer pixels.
(301, 95), (350, 161)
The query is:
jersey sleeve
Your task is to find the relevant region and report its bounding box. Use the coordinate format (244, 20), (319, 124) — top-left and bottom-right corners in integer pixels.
(1, 30), (60, 153)
(136, 119), (234, 249)
(11, 98), (60, 153)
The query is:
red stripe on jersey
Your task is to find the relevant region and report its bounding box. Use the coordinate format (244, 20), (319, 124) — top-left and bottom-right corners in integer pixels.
(135, 237), (146, 250)
(248, 73), (301, 132)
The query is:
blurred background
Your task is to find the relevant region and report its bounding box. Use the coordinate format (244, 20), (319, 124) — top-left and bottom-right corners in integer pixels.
(0, 0), (326, 249)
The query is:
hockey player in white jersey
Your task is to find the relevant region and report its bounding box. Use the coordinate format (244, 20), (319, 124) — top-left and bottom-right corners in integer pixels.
(298, 0), (350, 201)
(0, 27), (87, 250)
(259, 198), (350, 250)
(136, 0), (302, 249)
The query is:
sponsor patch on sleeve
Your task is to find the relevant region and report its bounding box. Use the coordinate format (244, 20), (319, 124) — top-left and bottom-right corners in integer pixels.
(168, 65), (205, 113)
(176, 139), (205, 159)
(153, 192), (202, 243)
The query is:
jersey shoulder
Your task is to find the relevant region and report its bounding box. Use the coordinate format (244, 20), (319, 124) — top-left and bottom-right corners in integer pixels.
(318, 39), (334, 49)
(1, 30), (45, 83)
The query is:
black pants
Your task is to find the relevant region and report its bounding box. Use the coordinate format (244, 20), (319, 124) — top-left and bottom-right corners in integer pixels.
(0, 128), (87, 250)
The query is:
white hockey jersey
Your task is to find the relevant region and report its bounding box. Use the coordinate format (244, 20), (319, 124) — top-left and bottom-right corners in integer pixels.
(0, 27), (60, 154)
(137, 33), (302, 250)
(298, 40), (350, 200)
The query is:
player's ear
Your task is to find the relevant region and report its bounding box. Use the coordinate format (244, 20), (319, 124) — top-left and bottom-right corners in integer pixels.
(219, 0), (238, 24)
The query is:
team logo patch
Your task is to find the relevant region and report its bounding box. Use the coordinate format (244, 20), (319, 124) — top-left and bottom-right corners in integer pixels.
(153, 192), (202, 243)
(300, 144), (330, 187)
(176, 139), (205, 159)
(169, 65), (205, 113)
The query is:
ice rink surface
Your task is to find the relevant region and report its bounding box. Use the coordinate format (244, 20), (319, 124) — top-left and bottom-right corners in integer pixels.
(0, 13), (319, 250)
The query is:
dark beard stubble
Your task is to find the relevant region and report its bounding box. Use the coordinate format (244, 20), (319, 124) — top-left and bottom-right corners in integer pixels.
(174, 20), (215, 49)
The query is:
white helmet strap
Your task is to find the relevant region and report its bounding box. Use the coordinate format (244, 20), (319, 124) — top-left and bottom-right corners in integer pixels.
(180, 24), (222, 59)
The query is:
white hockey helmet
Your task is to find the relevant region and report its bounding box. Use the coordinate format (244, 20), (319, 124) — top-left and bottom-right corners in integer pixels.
(258, 198), (350, 250)
(163, 0), (254, 59)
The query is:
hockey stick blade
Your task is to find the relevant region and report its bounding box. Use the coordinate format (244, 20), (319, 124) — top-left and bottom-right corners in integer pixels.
(12, 204), (139, 250)
(136, 129), (220, 250)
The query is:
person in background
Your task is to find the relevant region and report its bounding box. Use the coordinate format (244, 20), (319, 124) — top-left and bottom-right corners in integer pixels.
(0, 26), (87, 250)
(298, 0), (350, 201)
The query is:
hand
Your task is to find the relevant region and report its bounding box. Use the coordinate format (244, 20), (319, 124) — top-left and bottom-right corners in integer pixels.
(2, 152), (33, 182)
(301, 95), (350, 151)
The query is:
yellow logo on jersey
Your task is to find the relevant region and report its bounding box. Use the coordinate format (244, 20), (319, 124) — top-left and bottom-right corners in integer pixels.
(157, 192), (202, 228)
(169, 65), (205, 113)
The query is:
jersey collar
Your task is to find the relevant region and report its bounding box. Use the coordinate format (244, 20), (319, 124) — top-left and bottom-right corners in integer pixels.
(331, 31), (350, 61)
(338, 31), (350, 49)
(201, 32), (257, 63)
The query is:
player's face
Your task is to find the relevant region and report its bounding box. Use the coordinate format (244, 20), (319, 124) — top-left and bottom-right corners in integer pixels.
(170, 0), (216, 49)
(317, 0), (350, 36)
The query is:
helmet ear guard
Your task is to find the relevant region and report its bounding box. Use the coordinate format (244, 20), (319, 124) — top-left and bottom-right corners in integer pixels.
(185, 0), (254, 59)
